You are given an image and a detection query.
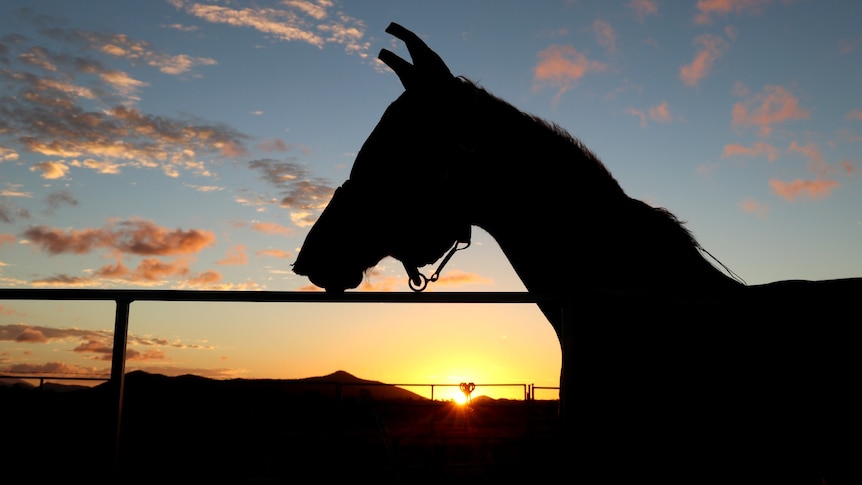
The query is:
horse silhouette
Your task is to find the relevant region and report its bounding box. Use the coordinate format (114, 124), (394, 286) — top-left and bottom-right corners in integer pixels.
(293, 22), (861, 484)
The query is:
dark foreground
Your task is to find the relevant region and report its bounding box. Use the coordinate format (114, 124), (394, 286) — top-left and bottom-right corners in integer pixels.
(2, 371), (563, 484)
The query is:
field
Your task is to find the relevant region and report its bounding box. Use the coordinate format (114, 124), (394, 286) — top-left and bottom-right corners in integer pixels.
(2, 371), (563, 484)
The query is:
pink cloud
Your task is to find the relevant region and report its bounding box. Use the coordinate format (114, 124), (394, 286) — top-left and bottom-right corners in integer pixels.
(680, 34), (727, 87)
(739, 199), (769, 218)
(626, 108), (647, 127)
(732, 85), (810, 137)
(845, 110), (862, 121)
(216, 244), (248, 265)
(769, 178), (839, 202)
(649, 101), (673, 123)
(256, 248), (293, 259)
(694, 0), (773, 24)
(22, 219), (216, 256)
(788, 141), (827, 175)
(722, 142), (778, 162)
(628, 0), (658, 20)
(0, 233), (16, 246)
(251, 221), (294, 236)
(533, 45), (607, 106)
(626, 101), (672, 126)
(592, 20), (617, 54)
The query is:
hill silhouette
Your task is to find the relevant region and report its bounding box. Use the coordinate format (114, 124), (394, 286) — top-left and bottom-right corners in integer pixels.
(2, 370), (561, 484)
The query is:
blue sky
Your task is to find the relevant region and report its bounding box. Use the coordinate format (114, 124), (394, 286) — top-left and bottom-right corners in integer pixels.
(0, 1), (860, 398)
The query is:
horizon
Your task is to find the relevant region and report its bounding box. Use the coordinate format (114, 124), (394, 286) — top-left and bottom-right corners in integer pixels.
(1, 1), (860, 400)
(0, 367), (552, 402)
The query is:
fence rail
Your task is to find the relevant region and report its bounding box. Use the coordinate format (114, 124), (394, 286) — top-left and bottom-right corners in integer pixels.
(0, 287), (563, 474)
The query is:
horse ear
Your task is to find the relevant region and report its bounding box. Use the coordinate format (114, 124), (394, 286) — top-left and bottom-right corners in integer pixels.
(381, 22), (453, 88)
(379, 48), (416, 89)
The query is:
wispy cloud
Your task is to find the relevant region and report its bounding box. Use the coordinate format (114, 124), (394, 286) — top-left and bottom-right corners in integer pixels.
(170, 0), (370, 57)
(680, 34), (727, 87)
(251, 221), (295, 236)
(216, 244), (249, 265)
(722, 142), (778, 162)
(731, 83), (810, 137)
(0, 20), (248, 183)
(592, 20), (617, 54)
(768, 178), (839, 202)
(246, 159), (333, 213)
(256, 248), (293, 259)
(768, 142), (847, 202)
(694, 0), (773, 25)
(533, 44), (607, 106)
(739, 198), (769, 218)
(626, 101), (673, 127)
(22, 218), (215, 256)
(628, 0), (659, 21)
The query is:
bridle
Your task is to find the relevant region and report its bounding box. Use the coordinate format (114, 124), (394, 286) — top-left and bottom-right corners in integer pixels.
(403, 226), (471, 292)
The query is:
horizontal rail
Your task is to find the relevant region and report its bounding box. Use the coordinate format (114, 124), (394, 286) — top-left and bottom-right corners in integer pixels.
(0, 288), (547, 303)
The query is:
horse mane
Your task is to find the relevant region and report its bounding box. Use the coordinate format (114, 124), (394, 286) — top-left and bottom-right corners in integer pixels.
(459, 77), (626, 199)
(459, 77), (743, 285)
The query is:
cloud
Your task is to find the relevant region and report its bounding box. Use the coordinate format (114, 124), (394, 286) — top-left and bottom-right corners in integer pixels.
(0, 323), (216, 375)
(172, 0), (370, 57)
(626, 108), (647, 127)
(431, 269), (493, 288)
(0, 233), (16, 247)
(256, 248), (293, 259)
(628, 0), (659, 21)
(94, 258), (192, 282)
(0, 146), (19, 162)
(0, 323), (112, 344)
(45, 190), (79, 211)
(48, 28), (218, 77)
(680, 34), (727, 87)
(247, 159), (334, 212)
(21, 219), (216, 256)
(731, 84), (810, 137)
(0, 31), (248, 180)
(649, 101), (673, 123)
(3, 361), (106, 376)
(722, 142), (778, 162)
(592, 20), (617, 54)
(626, 101), (672, 127)
(216, 244), (248, 265)
(251, 222), (294, 236)
(739, 199), (769, 218)
(845, 110), (862, 121)
(788, 141), (828, 175)
(0, 200), (31, 224)
(533, 44), (607, 106)
(768, 178), (839, 202)
(694, 0), (773, 25)
(30, 161), (70, 179)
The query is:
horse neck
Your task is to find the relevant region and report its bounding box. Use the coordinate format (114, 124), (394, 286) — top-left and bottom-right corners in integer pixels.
(462, 100), (742, 304)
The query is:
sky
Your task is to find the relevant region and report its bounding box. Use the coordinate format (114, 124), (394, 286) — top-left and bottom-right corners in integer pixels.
(1, 0), (860, 401)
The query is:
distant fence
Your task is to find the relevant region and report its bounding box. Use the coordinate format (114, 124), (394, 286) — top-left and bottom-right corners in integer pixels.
(0, 288), (564, 475)
(0, 374), (556, 401)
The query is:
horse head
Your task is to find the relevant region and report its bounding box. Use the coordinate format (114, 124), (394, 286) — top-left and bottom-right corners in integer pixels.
(293, 23), (476, 292)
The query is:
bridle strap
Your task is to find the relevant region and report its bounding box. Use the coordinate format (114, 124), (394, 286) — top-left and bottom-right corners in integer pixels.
(404, 227), (471, 292)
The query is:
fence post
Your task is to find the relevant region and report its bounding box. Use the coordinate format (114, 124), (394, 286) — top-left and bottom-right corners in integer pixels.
(110, 298), (131, 473)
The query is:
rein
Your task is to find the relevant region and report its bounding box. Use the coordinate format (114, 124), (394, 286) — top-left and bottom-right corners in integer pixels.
(403, 227), (471, 292)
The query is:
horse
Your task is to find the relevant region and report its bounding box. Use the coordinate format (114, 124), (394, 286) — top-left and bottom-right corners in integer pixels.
(293, 22), (861, 483)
